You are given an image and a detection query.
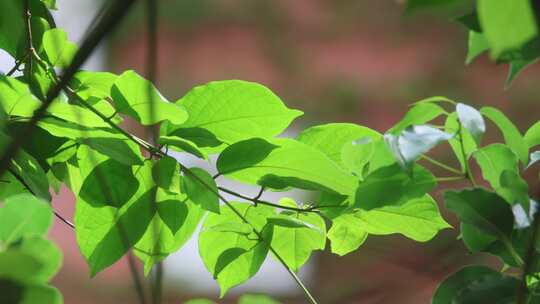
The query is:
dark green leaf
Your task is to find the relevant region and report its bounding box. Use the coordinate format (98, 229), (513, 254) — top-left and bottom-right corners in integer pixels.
(444, 188), (513, 238)
(354, 163), (436, 210)
(432, 265), (513, 304)
(152, 156), (180, 193)
(183, 167), (219, 214)
(159, 135), (207, 159)
(79, 159), (139, 208)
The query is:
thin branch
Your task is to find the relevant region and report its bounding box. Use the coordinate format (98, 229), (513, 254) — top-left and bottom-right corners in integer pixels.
(183, 168), (318, 304)
(458, 124), (477, 186)
(435, 176), (466, 182)
(420, 155), (462, 175)
(7, 167), (75, 229)
(24, 0), (34, 77)
(127, 251), (149, 304)
(517, 197), (540, 304)
(0, 0), (138, 183)
(217, 186), (319, 213)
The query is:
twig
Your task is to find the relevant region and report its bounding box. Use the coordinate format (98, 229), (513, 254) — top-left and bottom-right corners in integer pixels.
(0, 0), (138, 184)
(217, 186), (319, 213)
(127, 251), (149, 304)
(420, 155), (462, 175)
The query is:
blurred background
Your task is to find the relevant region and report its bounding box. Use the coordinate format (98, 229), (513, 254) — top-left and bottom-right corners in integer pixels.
(7, 0), (537, 303)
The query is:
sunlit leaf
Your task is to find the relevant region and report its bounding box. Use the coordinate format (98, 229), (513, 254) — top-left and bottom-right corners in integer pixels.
(480, 106), (528, 164)
(42, 28), (78, 68)
(0, 194), (52, 244)
(199, 203), (274, 297)
(169, 80), (302, 145)
(111, 70), (188, 126)
(217, 138), (357, 196)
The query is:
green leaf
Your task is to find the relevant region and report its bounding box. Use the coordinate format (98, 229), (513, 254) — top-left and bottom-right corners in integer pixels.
(0, 194), (52, 244)
(480, 106), (528, 164)
(204, 223), (252, 235)
(70, 71), (118, 100)
(478, 0), (538, 56)
(134, 188), (205, 274)
(42, 28), (78, 68)
(41, 0), (57, 9)
(327, 214), (368, 256)
(37, 118), (143, 166)
(0, 0), (52, 58)
(217, 138), (357, 196)
(79, 159), (140, 208)
(340, 137), (375, 178)
(199, 203), (274, 297)
(20, 285), (63, 304)
(169, 80), (303, 144)
(432, 266), (512, 304)
(10, 148), (51, 201)
(498, 170), (530, 208)
(183, 167), (220, 214)
(0, 251), (44, 283)
(525, 121), (540, 148)
(75, 159), (157, 276)
(466, 31), (490, 64)
(152, 156), (180, 193)
(0, 76), (41, 117)
(354, 163), (436, 210)
(444, 188), (513, 239)
(297, 123), (381, 172)
(9, 236), (62, 283)
(239, 294), (281, 304)
(457, 103), (485, 145)
(111, 70), (188, 126)
(445, 112), (478, 171)
(269, 211), (326, 271)
(456, 11), (481, 32)
(384, 125), (453, 170)
(159, 135), (207, 159)
(473, 144), (527, 205)
(388, 103), (447, 134)
(351, 195), (449, 242)
(506, 56), (539, 87)
(47, 99), (114, 128)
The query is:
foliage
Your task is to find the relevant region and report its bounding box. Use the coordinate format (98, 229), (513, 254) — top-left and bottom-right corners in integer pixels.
(0, 0), (538, 303)
(407, 0), (540, 87)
